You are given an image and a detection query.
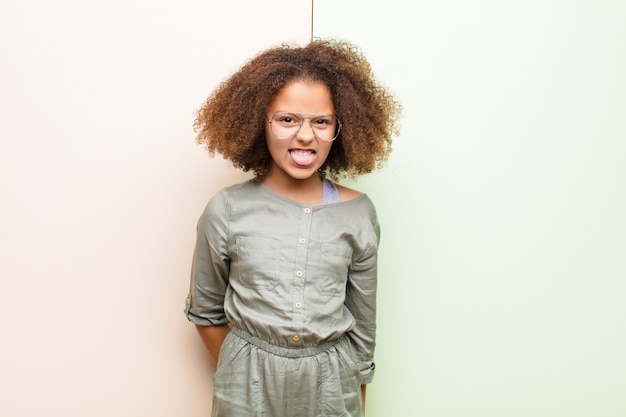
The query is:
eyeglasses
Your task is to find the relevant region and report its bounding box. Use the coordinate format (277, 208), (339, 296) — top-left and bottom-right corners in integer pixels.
(268, 112), (342, 142)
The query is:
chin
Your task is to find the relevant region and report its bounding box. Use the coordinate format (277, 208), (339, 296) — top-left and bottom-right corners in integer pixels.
(289, 171), (319, 181)
(284, 166), (321, 181)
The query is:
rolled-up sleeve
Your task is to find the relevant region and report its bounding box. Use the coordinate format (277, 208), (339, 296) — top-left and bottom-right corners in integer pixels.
(185, 191), (231, 326)
(345, 219), (380, 384)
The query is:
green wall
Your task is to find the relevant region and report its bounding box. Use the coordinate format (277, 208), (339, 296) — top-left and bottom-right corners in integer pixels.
(314, 1), (626, 416)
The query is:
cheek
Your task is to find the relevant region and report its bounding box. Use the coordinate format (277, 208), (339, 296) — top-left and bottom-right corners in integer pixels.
(323, 142), (334, 155)
(265, 136), (285, 160)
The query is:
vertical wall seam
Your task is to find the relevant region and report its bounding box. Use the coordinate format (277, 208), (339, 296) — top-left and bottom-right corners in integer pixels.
(310, 0), (314, 41)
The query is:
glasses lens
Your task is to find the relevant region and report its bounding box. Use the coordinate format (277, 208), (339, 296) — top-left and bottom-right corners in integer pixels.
(270, 112), (341, 142)
(270, 112), (301, 139)
(310, 115), (338, 141)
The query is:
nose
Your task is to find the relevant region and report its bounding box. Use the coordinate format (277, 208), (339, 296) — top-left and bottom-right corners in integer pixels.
(296, 119), (315, 142)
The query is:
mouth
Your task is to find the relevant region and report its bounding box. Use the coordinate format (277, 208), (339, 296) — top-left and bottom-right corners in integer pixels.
(289, 149), (316, 167)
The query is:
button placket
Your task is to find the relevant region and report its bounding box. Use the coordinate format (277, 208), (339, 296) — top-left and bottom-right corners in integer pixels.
(290, 204), (312, 346)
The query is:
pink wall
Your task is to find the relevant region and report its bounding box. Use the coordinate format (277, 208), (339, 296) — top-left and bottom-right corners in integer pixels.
(0, 1), (311, 415)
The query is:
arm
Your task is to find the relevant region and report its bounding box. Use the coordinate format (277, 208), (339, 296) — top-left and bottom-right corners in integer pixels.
(195, 324), (230, 363)
(185, 192), (231, 355)
(361, 384), (367, 410)
(345, 210), (380, 386)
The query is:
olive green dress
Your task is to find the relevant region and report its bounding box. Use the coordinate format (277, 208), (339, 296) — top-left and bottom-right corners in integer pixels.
(186, 179), (379, 416)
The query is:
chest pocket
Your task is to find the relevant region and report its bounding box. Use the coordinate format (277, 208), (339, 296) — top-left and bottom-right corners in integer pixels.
(235, 236), (281, 290)
(315, 242), (353, 298)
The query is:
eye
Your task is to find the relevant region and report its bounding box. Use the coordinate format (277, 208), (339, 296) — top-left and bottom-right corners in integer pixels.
(276, 113), (300, 126)
(312, 116), (334, 128)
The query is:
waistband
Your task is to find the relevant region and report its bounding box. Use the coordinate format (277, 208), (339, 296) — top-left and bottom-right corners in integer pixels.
(230, 326), (343, 359)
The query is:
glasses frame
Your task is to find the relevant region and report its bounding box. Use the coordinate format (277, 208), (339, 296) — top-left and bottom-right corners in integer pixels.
(267, 111), (342, 142)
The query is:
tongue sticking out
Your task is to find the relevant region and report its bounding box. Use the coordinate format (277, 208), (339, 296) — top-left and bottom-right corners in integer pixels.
(290, 150), (316, 167)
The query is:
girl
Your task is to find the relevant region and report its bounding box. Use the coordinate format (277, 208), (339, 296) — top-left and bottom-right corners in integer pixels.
(185, 39), (401, 417)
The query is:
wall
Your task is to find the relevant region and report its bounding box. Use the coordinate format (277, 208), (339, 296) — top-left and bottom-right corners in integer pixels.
(314, 1), (626, 416)
(0, 1), (310, 416)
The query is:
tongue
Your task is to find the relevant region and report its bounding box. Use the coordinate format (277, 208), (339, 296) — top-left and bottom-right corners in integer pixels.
(290, 151), (315, 167)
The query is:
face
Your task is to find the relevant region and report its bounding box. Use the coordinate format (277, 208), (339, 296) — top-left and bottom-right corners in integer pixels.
(264, 80), (335, 183)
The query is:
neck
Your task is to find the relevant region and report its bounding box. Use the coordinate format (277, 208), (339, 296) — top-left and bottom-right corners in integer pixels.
(261, 169), (325, 205)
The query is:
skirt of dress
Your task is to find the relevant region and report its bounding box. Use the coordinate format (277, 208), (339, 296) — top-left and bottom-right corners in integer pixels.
(211, 327), (364, 417)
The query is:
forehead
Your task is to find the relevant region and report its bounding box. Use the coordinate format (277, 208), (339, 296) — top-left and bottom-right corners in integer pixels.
(268, 80), (334, 114)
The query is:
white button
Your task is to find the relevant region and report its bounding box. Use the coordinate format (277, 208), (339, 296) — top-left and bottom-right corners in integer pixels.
(299, 238), (306, 244)
(295, 303), (302, 309)
(292, 335), (300, 342)
(296, 271), (303, 277)
(304, 208), (311, 214)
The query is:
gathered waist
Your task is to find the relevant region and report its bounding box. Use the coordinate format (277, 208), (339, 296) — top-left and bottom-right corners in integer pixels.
(230, 326), (343, 358)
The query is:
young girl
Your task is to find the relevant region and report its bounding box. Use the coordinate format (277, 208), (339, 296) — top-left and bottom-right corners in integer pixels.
(185, 39), (401, 417)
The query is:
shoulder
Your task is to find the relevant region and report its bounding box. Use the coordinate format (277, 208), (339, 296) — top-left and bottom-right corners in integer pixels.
(331, 184), (379, 234)
(209, 179), (259, 202)
(203, 179), (258, 217)
(334, 183), (363, 202)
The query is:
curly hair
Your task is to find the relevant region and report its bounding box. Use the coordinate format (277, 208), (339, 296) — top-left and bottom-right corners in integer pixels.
(194, 39), (401, 179)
